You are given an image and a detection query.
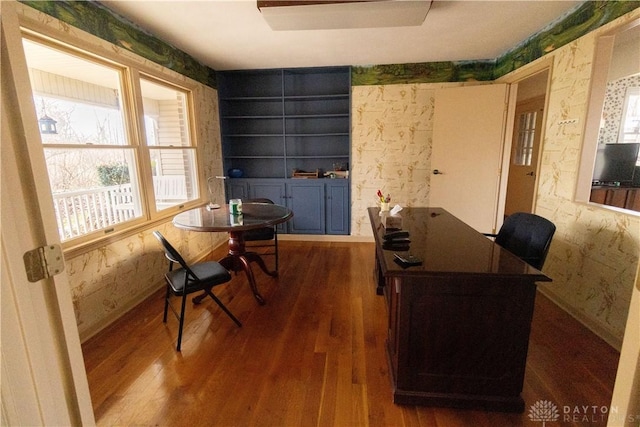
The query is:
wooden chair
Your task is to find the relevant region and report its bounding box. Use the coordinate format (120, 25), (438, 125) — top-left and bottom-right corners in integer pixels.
(153, 231), (241, 351)
(484, 212), (556, 270)
(243, 198), (280, 272)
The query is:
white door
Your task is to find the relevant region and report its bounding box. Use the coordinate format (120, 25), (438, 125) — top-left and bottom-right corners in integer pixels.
(504, 96), (545, 216)
(1, 3), (95, 425)
(430, 84), (510, 233)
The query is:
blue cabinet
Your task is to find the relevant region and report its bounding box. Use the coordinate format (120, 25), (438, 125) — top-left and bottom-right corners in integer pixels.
(226, 179), (248, 200)
(325, 180), (350, 235)
(226, 178), (349, 235)
(287, 181), (325, 234)
(248, 180), (285, 205)
(218, 66), (351, 235)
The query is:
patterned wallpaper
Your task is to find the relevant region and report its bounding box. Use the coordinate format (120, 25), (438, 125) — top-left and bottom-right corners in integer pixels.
(532, 13), (640, 346)
(349, 9), (640, 347)
(599, 74), (640, 145)
(350, 83), (462, 236)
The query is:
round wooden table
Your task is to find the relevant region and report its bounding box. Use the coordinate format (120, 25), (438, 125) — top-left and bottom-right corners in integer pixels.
(173, 203), (293, 304)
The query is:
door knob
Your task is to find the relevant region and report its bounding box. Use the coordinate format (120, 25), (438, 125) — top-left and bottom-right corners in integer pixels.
(433, 169), (443, 175)
(526, 171), (535, 177)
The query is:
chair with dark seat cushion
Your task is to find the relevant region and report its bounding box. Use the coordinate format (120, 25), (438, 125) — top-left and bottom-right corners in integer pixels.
(484, 212), (556, 270)
(153, 231), (241, 351)
(243, 198), (279, 272)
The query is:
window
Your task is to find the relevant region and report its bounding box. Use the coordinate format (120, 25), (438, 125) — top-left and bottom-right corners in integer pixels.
(513, 110), (537, 166)
(22, 34), (202, 245)
(577, 20), (640, 213)
(619, 86), (640, 144)
(139, 78), (199, 211)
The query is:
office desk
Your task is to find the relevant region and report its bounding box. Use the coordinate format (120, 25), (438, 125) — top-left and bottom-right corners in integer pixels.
(367, 207), (551, 412)
(174, 203), (292, 304)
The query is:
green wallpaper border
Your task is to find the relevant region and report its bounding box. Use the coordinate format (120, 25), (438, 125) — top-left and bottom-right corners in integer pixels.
(19, 1), (640, 88)
(494, 0), (640, 78)
(352, 1), (640, 86)
(19, 0), (217, 88)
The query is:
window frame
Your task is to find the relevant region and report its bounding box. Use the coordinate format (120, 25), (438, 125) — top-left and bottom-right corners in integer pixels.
(576, 18), (640, 216)
(20, 28), (207, 256)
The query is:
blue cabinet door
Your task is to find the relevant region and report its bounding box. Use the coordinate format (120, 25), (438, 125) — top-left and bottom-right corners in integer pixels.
(226, 179), (248, 201)
(326, 180), (350, 235)
(287, 181), (325, 234)
(248, 180), (286, 205)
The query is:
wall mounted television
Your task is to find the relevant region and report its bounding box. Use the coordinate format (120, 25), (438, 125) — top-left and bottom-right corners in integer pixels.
(592, 143), (640, 185)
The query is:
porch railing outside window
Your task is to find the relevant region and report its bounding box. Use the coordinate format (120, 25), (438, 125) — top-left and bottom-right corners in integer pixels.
(52, 185), (135, 240)
(52, 176), (190, 239)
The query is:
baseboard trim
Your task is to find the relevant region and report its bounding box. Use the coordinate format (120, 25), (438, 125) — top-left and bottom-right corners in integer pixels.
(78, 246), (214, 343)
(537, 287), (622, 352)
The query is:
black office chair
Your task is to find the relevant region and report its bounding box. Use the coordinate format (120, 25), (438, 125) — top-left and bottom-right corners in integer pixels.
(484, 212), (556, 270)
(153, 231), (241, 351)
(243, 198), (279, 272)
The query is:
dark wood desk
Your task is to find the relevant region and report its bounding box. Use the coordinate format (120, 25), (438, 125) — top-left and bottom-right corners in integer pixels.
(173, 203), (293, 304)
(367, 207), (551, 412)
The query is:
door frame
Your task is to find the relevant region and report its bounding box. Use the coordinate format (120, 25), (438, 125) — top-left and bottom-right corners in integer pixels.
(504, 92), (547, 216)
(497, 59), (553, 219)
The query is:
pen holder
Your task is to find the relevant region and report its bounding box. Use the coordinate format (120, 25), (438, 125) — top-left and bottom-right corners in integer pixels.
(380, 202), (390, 212)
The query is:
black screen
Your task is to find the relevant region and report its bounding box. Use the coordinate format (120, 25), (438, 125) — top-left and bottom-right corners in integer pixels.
(593, 143), (640, 184)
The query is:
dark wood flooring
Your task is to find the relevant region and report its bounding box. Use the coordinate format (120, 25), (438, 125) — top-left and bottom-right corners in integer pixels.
(82, 241), (620, 426)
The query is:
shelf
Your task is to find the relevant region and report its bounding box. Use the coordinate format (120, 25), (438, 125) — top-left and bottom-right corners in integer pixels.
(218, 66), (350, 181)
(227, 155), (283, 159)
(224, 115), (283, 119)
(226, 134), (284, 137)
(284, 114), (349, 119)
(221, 96), (282, 101)
(286, 133), (349, 137)
(288, 155), (348, 159)
(284, 94), (349, 101)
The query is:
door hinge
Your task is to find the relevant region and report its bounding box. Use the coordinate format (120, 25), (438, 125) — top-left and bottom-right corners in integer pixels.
(23, 244), (65, 283)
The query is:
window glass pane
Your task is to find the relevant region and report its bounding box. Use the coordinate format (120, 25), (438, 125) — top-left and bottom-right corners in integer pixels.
(22, 38), (128, 146)
(513, 111), (537, 166)
(140, 79), (191, 147)
(23, 36), (142, 242)
(140, 78), (199, 211)
(45, 148), (142, 241)
(149, 148), (198, 211)
(620, 88), (640, 144)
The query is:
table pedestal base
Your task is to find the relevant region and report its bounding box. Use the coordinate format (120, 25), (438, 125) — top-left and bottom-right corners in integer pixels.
(193, 230), (275, 305)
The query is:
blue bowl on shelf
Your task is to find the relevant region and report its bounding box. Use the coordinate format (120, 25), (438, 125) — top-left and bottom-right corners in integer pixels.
(228, 168), (243, 178)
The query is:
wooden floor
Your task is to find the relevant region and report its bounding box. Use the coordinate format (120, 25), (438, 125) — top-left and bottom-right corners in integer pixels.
(82, 241), (620, 426)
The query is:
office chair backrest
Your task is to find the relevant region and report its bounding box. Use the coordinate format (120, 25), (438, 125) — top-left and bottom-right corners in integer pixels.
(495, 212), (556, 270)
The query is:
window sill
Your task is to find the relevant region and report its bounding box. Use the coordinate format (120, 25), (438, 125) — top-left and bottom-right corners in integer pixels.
(62, 200), (211, 259)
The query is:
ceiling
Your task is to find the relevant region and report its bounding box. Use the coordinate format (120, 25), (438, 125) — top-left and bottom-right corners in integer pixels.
(99, 0), (583, 71)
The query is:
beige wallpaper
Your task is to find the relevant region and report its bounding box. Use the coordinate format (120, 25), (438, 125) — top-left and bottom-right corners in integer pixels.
(350, 11), (640, 348)
(350, 82), (464, 236)
(532, 15), (640, 347)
